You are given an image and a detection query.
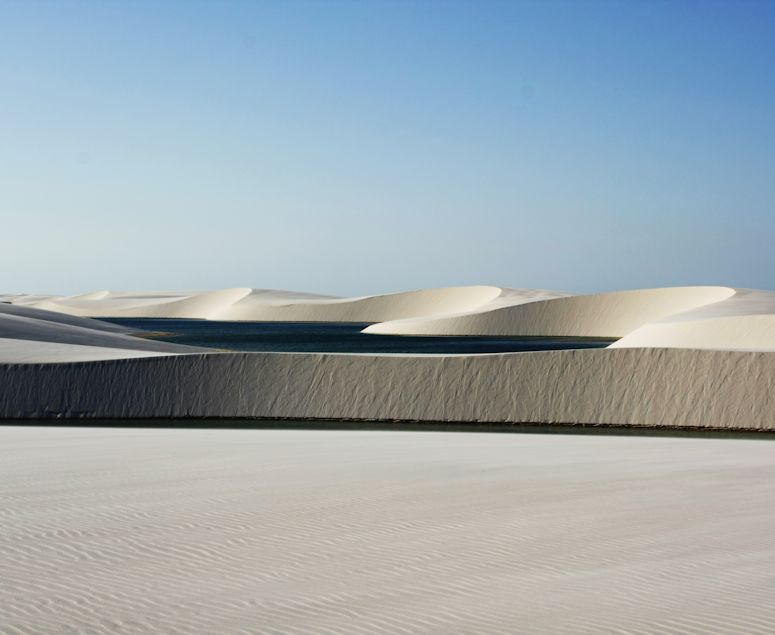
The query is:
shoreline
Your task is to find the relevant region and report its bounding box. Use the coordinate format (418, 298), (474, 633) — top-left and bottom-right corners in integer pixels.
(3, 417), (775, 440)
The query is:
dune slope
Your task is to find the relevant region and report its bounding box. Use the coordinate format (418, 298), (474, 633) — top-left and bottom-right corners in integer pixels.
(0, 303), (201, 361)
(365, 286), (736, 337)
(9, 286), (566, 323)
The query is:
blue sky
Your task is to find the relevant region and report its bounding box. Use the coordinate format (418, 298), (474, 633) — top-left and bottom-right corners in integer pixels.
(2, 0), (774, 296)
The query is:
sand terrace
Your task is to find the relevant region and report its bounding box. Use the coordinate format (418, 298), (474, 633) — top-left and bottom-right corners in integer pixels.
(1, 426), (774, 634)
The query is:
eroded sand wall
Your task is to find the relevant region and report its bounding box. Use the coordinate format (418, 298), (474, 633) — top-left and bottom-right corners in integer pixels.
(1, 348), (774, 429)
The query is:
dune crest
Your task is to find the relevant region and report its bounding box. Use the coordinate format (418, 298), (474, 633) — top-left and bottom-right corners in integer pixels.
(610, 288), (775, 350)
(10, 285), (565, 324)
(365, 286), (737, 337)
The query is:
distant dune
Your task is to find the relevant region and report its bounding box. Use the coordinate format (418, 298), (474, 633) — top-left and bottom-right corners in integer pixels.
(2, 284), (775, 428)
(365, 286), (739, 337)
(3, 285), (566, 323)
(7, 284), (775, 350)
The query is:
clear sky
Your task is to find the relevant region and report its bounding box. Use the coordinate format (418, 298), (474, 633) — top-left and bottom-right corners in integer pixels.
(2, 0), (774, 296)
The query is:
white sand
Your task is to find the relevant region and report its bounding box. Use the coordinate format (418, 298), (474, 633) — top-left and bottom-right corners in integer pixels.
(7, 285), (566, 323)
(1, 427), (774, 634)
(11, 284), (775, 350)
(0, 302), (200, 361)
(3, 285), (775, 428)
(0, 338), (175, 363)
(365, 286), (737, 337)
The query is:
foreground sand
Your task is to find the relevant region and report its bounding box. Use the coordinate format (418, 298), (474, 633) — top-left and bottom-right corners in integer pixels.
(2, 427), (774, 634)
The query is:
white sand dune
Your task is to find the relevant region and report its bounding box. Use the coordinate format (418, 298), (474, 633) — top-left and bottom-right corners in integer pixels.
(0, 303), (199, 361)
(1, 426), (774, 634)
(610, 288), (775, 351)
(15, 284), (775, 351)
(0, 302), (130, 333)
(364, 286), (738, 337)
(364, 286), (775, 352)
(3, 284), (775, 427)
(9, 285), (567, 323)
(4, 288), (775, 631)
(610, 314), (775, 351)
(0, 338), (174, 363)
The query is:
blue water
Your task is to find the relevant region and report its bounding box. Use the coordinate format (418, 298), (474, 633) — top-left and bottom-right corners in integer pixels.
(105, 319), (615, 354)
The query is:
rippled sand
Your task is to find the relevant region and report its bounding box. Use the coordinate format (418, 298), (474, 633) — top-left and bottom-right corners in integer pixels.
(1, 427), (774, 634)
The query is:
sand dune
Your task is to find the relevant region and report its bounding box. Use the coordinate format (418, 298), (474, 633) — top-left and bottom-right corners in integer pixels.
(1, 426), (774, 634)
(364, 286), (775, 352)
(610, 288), (775, 350)
(0, 302), (131, 333)
(3, 284), (775, 427)
(610, 314), (775, 351)
(8, 285), (566, 323)
(13, 284), (775, 352)
(364, 286), (737, 337)
(0, 303), (199, 360)
(4, 287), (775, 630)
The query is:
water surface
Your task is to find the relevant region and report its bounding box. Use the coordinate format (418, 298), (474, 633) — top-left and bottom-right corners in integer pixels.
(105, 318), (616, 354)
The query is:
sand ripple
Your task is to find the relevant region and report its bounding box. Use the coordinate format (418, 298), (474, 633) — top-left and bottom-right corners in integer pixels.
(1, 428), (775, 633)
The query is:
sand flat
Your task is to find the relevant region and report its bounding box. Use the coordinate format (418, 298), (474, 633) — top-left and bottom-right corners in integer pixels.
(1, 427), (775, 634)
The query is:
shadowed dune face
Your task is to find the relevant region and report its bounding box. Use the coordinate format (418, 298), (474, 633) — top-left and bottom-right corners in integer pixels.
(222, 285), (512, 322)
(2, 346), (775, 429)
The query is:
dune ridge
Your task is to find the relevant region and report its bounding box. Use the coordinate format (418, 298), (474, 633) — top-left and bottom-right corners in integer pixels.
(364, 286), (737, 337)
(610, 288), (775, 350)
(3, 287), (775, 632)
(0, 303), (201, 362)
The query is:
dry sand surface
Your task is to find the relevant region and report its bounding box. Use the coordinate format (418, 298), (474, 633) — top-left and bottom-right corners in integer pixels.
(2, 426), (775, 634)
